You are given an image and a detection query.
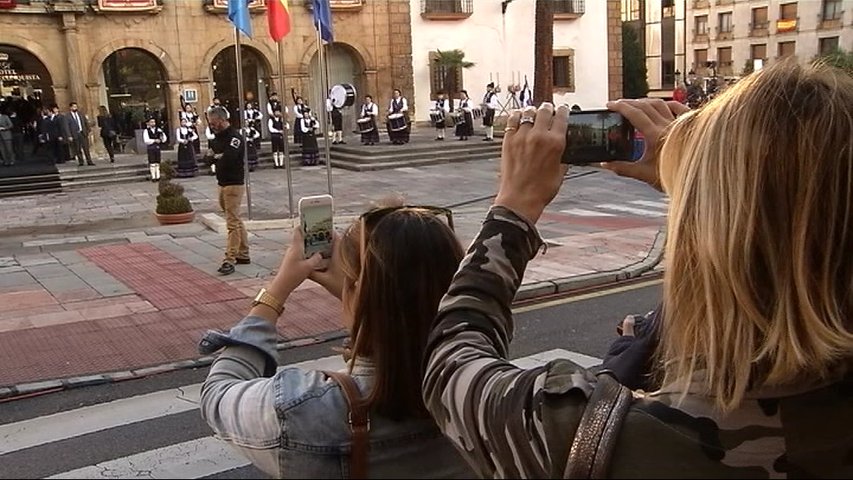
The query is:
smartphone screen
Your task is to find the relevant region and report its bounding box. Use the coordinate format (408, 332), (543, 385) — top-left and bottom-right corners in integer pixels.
(561, 110), (637, 165)
(299, 196), (334, 259)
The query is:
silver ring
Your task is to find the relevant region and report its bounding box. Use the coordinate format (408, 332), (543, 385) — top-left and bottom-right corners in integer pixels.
(520, 117), (535, 125)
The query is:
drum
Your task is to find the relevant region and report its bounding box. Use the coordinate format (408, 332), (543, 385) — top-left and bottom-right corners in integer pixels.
(357, 117), (376, 133)
(388, 113), (407, 132)
(429, 109), (445, 126)
(330, 84), (357, 109)
(450, 111), (466, 126)
(472, 107), (484, 119)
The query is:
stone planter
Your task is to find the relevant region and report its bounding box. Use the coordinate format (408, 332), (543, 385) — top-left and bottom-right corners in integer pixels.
(154, 211), (195, 225)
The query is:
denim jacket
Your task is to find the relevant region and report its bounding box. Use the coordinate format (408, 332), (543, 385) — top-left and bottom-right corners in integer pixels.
(200, 316), (474, 479)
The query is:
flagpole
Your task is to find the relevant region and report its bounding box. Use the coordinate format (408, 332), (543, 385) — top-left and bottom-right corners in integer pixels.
(234, 28), (253, 220)
(277, 39), (295, 218)
(316, 25), (333, 196)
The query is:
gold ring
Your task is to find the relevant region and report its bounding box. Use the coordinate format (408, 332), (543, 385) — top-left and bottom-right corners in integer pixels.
(504, 126), (517, 132)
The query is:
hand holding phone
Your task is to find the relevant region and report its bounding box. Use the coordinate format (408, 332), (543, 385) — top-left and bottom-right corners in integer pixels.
(298, 194), (334, 260)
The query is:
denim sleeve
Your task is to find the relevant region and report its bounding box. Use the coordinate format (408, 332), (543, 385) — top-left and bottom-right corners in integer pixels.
(199, 316), (282, 477)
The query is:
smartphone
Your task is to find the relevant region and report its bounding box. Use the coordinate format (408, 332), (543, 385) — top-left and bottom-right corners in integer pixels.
(298, 195), (334, 259)
(561, 109), (638, 165)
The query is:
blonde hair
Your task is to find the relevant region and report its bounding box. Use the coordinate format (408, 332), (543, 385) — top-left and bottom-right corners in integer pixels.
(657, 61), (853, 411)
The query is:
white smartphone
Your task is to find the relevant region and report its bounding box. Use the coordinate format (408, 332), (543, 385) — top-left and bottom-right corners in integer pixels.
(298, 194), (334, 259)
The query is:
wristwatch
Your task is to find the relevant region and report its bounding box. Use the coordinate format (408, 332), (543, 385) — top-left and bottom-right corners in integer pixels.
(252, 288), (284, 315)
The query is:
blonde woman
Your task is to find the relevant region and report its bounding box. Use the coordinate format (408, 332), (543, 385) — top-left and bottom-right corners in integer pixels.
(423, 61), (853, 478)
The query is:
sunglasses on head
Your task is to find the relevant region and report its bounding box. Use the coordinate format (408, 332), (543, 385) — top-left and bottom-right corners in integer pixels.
(360, 205), (455, 232)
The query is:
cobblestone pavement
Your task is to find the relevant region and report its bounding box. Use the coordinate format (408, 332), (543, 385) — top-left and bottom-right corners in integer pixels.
(0, 157), (668, 390)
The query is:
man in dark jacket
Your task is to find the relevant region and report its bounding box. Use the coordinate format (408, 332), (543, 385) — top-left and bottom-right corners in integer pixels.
(207, 106), (249, 275)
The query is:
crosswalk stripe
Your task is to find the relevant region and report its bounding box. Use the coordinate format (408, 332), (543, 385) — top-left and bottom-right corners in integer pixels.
(14, 349), (602, 479)
(0, 385), (201, 455)
(0, 355), (338, 455)
(560, 208), (616, 217)
(628, 200), (669, 209)
(46, 437), (250, 479)
(597, 203), (667, 217)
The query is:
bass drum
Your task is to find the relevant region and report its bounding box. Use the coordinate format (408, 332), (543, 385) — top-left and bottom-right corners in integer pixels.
(330, 84), (357, 109)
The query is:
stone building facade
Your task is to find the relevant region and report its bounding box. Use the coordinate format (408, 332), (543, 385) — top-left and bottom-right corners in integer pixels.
(0, 0), (414, 139)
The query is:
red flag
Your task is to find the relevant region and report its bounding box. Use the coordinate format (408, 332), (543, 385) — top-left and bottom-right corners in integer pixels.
(267, 0), (291, 41)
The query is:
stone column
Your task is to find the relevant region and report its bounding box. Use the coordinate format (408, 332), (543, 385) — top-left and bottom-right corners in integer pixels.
(61, 13), (86, 109)
(606, 0), (624, 101)
(388, 1), (415, 121)
(167, 81), (182, 146)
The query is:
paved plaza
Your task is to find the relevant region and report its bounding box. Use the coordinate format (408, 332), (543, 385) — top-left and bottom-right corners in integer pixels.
(0, 157), (667, 396)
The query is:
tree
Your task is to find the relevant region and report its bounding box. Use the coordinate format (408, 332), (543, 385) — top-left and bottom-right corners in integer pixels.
(741, 59), (755, 76)
(621, 24), (648, 98)
(814, 49), (853, 76)
(533, 0), (554, 104)
(433, 49), (475, 97)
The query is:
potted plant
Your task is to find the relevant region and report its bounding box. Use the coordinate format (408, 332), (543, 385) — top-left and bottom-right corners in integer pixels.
(154, 160), (195, 225)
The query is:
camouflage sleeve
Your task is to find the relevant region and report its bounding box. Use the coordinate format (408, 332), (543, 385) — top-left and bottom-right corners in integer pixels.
(423, 206), (596, 479)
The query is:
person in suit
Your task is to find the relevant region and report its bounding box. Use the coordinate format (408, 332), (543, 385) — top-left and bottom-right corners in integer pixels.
(45, 105), (67, 164)
(63, 102), (94, 166)
(0, 106), (14, 166)
(97, 105), (118, 163)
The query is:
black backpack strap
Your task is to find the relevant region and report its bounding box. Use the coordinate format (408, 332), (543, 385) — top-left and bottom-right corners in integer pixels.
(564, 373), (632, 479)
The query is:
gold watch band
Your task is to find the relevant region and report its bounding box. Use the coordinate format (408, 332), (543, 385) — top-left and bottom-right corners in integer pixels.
(253, 288), (284, 315)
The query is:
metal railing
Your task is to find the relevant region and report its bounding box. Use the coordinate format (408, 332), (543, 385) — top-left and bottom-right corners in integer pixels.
(552, 0), (585, 15)
(421, 0), (473, 15)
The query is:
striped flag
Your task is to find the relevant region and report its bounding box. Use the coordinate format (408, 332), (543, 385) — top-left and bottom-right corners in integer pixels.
(519, 76), (533, 107)
(228, 0), (252, 38)
(267, 0), (291, 41)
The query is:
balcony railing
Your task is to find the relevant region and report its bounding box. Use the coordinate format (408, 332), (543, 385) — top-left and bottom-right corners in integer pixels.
(750, 21), (769, 36)
(421, 0), (473, 19)
(553, 0), (585, 19)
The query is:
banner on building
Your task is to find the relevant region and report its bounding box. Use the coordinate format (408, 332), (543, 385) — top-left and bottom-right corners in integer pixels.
(94, 0), (161, 12)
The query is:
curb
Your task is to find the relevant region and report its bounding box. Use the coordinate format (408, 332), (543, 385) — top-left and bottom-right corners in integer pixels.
(0, 228), (666, 402)
(515, 227), (666, 301)
(199, 213), (361, 235)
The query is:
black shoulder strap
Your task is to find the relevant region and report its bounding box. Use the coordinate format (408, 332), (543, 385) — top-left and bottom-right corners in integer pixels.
(564, 373), (632, 479)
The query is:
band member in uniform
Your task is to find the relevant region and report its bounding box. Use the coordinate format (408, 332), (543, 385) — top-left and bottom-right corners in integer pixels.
(299, 107), (320, 166)
(207, 97), (230, 120)
(175, 118), (199, 178)
(432, 91), (450, 141)
(386, 89), (410, 145)
(326, 91), (345, 145)
(242, 124), (260, 172)
(268, 109), (286, 168)
(266, 92), (282, 118)
(360, 95), (379, 146)
(180, 103), (201, 155)
(482, 82), (500, 141)
(143, 117), (167, 182)
(291, 89), (306, 145)
(243, 102), (262, 150)
(456, 90), (475, 141)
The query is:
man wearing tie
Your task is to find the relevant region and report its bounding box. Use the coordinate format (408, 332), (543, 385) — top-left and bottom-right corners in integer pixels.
(63, 102), (94, 166)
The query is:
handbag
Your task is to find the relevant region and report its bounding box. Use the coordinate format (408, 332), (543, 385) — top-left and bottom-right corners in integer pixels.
(564, 373), (632, 479)
(324, 370), (370, 479)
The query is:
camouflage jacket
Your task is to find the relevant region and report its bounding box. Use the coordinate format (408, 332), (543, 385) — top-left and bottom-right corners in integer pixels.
(422, 206), (852, 479)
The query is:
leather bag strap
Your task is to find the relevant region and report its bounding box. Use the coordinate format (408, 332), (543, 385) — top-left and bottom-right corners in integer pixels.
(323, 370), (370, 479)
(564, 373), (632, 479)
